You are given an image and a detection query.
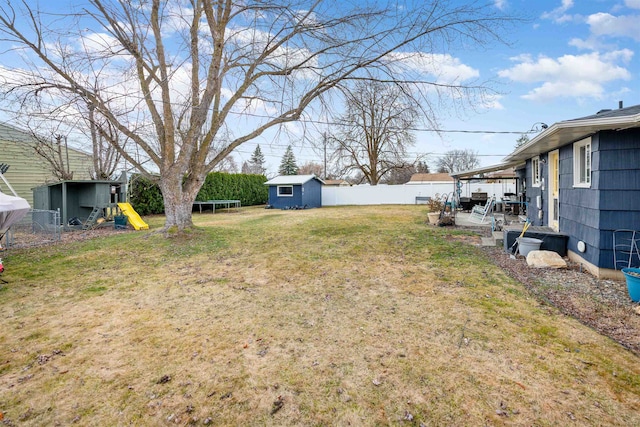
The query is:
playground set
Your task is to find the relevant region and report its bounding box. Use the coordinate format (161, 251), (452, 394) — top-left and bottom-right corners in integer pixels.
(1, 167), (148, 283)
(32, 177), (148, 231)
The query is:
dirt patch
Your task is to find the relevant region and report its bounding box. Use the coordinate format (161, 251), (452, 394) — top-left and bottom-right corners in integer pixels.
(481, 245), (640, 355)
(60, 226), (133, 243)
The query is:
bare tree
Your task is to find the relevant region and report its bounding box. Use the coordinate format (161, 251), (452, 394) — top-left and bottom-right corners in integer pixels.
(0, 0), (514, 230)
(298, 162), (323, 177)
(380, 157), (430, 184)
(19, 96), (124, 180)
(330, 81), (417, 185)
(435, 149), (480, 173)
(381, 164), (416, 185)
(213, 155), (238, 173)
(87, 104), (125, 180)
(32, 133), (74, 181)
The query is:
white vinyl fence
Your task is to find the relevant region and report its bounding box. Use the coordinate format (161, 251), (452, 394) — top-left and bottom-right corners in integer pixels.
(321, 181), (517, 206)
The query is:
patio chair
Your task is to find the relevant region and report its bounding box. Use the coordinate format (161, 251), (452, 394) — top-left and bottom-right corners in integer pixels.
(468, 195), (495, 224)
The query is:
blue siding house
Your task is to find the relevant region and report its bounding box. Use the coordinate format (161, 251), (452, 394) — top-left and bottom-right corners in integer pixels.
(500, 104), (640, 278)
(264, 175), (324, 209)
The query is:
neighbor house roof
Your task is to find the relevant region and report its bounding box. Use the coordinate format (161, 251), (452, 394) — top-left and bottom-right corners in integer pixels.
(503, 104), (640, 164)
(408, 173), (454, 183)
(0, 122), (34, 144)
(264, 174), (325, 185)
(323, 179), (350, 186)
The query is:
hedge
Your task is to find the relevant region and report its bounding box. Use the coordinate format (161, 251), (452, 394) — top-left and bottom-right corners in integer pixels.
(129, 172), (268, 215)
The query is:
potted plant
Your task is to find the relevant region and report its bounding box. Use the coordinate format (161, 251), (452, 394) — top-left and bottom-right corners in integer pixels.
(426, 195), (444, 225)
(621, 268), (640, 302)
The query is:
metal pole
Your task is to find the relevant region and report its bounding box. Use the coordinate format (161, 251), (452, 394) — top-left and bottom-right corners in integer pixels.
(323, 132), (327, 179)
(0, 171), (19, 197)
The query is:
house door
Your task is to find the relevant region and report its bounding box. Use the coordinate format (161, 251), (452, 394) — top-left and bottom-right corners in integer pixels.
(548, 150), (559, 231)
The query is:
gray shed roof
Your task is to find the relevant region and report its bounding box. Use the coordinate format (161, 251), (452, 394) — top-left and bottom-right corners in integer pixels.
(264, 175), (324, 185)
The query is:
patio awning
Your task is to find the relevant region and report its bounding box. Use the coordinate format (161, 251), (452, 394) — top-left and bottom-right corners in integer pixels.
(450, 162), (523, 180)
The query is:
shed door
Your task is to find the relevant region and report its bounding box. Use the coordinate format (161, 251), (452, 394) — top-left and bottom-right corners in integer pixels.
(548, 150), (559, 231)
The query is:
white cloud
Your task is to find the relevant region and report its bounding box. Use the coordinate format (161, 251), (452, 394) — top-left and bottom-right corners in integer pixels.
(480, 94), (504, 110)
(499, 51), (632, 101)
(625, 0), (640, 9)
(541, 0), (575, 23)
(226, 25), (318, 80)
(78, 32), (121, 55)
(494, 0), (507, 11)
(586, 12), (640, 41)
(568, 37), (601, 51)
(385, 52), (479, 85)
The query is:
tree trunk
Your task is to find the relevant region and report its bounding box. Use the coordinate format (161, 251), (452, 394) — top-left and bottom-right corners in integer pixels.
(159, 172), (201, 231)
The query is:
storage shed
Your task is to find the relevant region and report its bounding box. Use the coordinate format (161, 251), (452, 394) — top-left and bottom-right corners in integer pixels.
(264, 175), (324, 209)
(33, 177), (127, 228)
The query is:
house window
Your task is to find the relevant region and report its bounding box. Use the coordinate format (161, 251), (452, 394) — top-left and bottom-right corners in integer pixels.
(573, 138), (591, 188)
(531, 156), (541, 187)
(277, 185), (293, 196)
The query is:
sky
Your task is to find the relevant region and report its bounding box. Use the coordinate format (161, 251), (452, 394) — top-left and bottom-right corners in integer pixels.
(408, 0), (640, 169)
(229, 0), (640, 174)
(1, 0), (639, 176)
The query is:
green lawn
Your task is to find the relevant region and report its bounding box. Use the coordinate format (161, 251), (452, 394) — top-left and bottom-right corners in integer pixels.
(1, 205), (638, 426)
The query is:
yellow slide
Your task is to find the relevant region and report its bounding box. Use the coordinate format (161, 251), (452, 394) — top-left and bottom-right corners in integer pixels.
(117, 202), (149, 230)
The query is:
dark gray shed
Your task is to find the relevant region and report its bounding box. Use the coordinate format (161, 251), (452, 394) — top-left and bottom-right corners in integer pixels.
(33, 176), (127, 227)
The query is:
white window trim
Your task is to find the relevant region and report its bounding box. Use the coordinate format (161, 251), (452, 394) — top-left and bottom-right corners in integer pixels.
(573, 138), (591, 188)
(277, 185), (294, 197)
(531, 156), (541, 187)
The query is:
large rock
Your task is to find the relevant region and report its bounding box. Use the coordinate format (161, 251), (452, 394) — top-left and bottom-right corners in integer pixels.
(526, 250), (567, 269)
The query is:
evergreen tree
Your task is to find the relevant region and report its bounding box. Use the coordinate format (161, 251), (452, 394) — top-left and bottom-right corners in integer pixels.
(248, 145), (266, 175)
(278, 145), (299, 175)
(416, 160), (430, 173)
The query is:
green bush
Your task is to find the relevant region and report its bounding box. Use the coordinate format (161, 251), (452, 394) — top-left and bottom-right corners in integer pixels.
(128, 174), (164, 215)
(128, 172), (268, 215)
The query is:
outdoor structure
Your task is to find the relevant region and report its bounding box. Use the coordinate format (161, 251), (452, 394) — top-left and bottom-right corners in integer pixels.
(460, 103), (640, 278)
(0, 122), (93, 206)
(264, 175), (324, 209)
(33, 177), (127, 228)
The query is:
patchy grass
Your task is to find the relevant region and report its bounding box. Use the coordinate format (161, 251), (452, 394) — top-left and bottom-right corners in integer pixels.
(1, 206), (639, 426)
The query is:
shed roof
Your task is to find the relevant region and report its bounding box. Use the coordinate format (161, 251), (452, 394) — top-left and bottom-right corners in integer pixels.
(264, 175), (324, 185)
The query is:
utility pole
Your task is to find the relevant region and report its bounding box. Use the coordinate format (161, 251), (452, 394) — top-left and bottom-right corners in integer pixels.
(323, 132), (327, 180)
